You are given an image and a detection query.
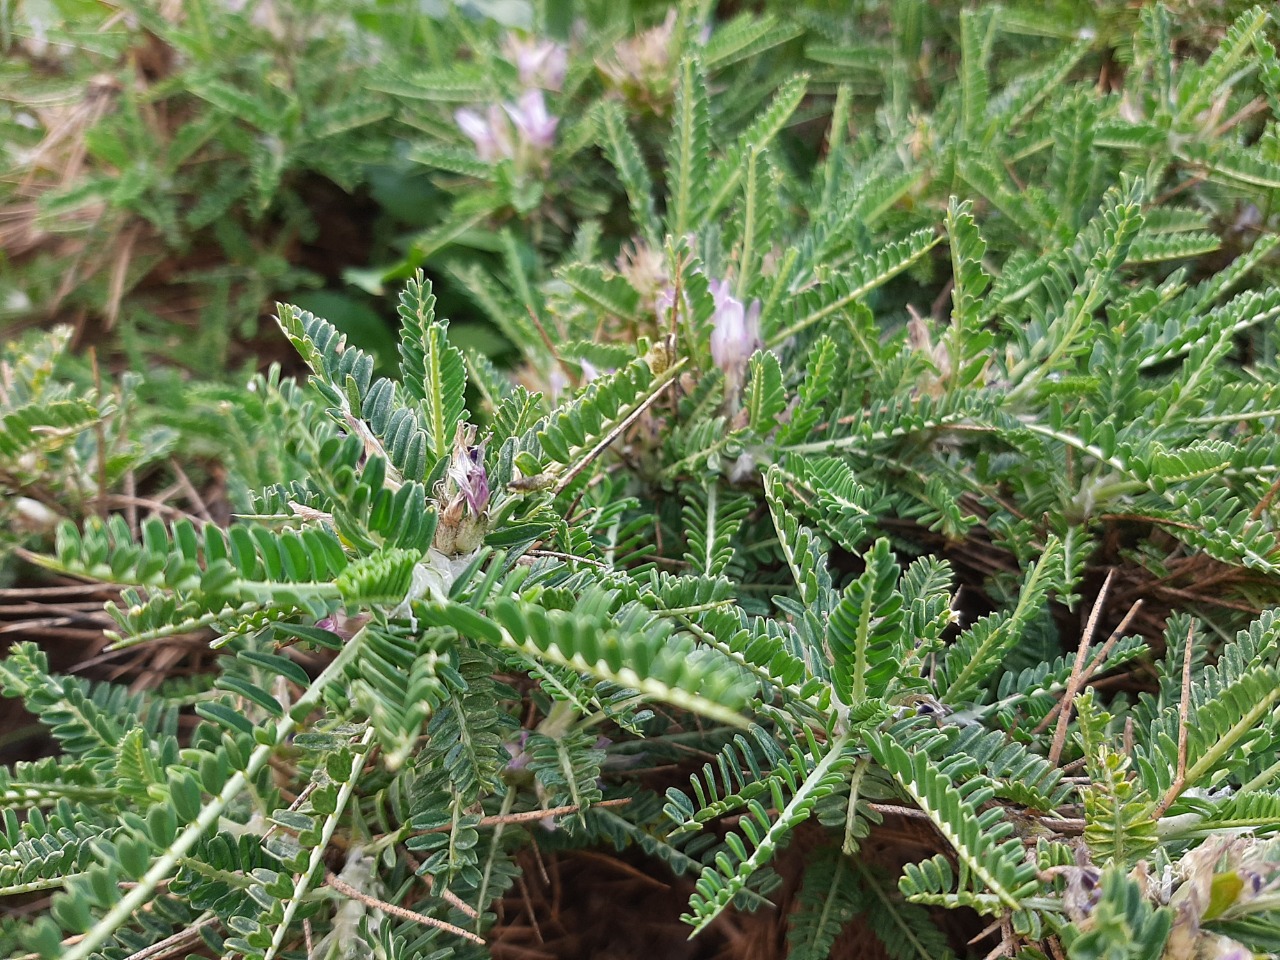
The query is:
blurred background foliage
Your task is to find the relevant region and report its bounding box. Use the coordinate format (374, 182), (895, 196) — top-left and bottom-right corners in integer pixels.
(2, 0), (1266, 378)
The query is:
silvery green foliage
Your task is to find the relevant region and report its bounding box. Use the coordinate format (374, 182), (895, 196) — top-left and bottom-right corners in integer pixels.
(5, 5), (1280, 960)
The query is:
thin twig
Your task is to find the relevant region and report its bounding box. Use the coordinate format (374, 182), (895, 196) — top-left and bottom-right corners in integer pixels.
(1038, 818), (1086, 834)
(120, 916), (218, 960)
(967, 916), (1001, 947)
(0, 583), (115, 598)
(91, 494), (203, 521)
(867, 802), (931, 819)
(986, 914), (1014, 960)
(414, 797), (631, 834)
(514, 869), (544, 943)
(1034, 597), (1142, 735)
(419, 869), (481, 920)
(440, 886), (481, 920)
(1151, 173), (1206, 207)
(1251, 472), (1280, 520)
(1049, 571), (1114, 765)
(1153, 621), (1196, 817)
(169, 458), (213, 523)
(324, 871), (485, 945)
(1213, 96), (1268, 137)
(526, 549), (610, 570)
(0, 600), (107, 614)
(525, 306), (563, 362)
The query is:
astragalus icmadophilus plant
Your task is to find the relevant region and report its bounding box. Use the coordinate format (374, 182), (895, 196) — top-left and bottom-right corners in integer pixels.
(5, 4), (1280, 960)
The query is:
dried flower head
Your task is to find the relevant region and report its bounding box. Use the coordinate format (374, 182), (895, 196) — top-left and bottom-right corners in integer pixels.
(617, 241), (669, 313)
(597, 9), (678, 108)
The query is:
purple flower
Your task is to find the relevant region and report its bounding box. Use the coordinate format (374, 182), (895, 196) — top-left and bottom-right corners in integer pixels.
(504, 731), (532, 771)
(1200, 936), (1254, 960)
(504, 34), (568, 91)
(708, 279), (762, 391)
(445, 432), (490, 517)
(462, 446), (490, 515)
(314, 612), (370, 641)
(505, 89), (558, 154)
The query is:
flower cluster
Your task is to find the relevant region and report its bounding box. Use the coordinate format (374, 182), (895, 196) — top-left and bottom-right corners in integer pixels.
(455, 89), (558, 170)
(454, 33), (566, 173)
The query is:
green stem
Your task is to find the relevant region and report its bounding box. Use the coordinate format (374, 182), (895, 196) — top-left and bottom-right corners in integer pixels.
(1240, 752), (1280, 793)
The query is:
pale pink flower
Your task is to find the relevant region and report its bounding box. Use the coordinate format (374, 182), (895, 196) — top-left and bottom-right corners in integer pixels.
(505, 89), (558, 153)
(455, 91), (558, 172)
(454, 105), (514, 163)
(708, 279), (762, 391)
(504, 34), (568, 91)
(315, 612), (371, 641)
